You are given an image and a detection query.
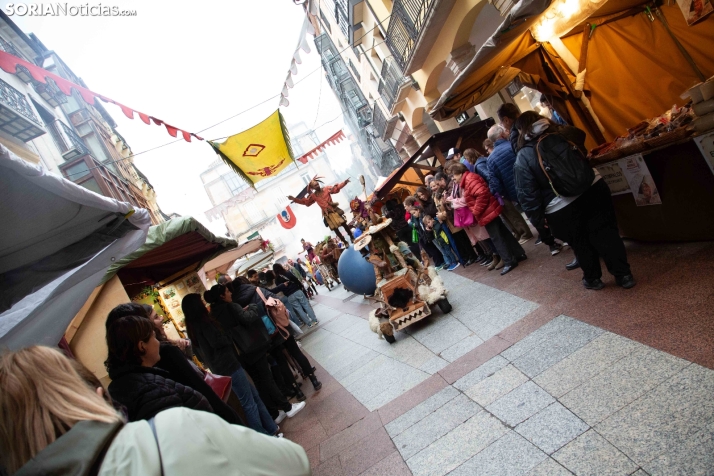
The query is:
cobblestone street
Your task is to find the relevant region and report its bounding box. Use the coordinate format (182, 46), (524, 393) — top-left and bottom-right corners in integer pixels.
(281, 239), (714, 475)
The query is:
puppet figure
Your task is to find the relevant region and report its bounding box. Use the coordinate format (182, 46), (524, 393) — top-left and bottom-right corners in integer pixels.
(288, 176), (353, 244)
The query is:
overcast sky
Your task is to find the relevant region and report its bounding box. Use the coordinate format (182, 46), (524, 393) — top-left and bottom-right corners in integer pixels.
(8, 0), (347, 234)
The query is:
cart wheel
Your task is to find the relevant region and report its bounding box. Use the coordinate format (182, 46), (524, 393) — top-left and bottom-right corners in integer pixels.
(437, 298), (452, 314)
(384, 334), (396, 344)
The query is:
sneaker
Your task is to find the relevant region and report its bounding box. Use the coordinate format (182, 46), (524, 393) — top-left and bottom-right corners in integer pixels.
(616, 274), (636, 289)
(275, 433), (284, 438)
(549, 243), (562, 256)
(518, 235), (533, 245)
(435, 265), (444, 271)
(274, 410), (287, 424)
(286, 401), (306, 418)
(307, 322), (316, 329)
(534, 237), (543, 246)
(582, 278), (605, 290)
(447, 263), (460, 271)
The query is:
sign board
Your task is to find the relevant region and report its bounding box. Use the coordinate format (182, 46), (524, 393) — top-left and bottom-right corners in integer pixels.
(694, 131), (714, 177)
(595, 161), (631, 195)
(595, 154), (662, 206)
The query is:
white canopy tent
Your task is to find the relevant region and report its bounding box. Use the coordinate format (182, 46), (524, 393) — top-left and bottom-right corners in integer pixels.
(0, 145), (150, 350)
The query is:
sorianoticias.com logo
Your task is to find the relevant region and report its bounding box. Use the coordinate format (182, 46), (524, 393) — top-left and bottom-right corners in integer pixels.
(3, 3), (137, 16)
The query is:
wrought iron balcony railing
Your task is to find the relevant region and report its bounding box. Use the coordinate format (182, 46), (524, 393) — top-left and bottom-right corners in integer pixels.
(385, 0), (437, 71)
(372, 105), (387, 140)
(0, 78), (40, 124)
(0, 78), (46, 141)
(0, 37), (25, 61)
(378, 57), (411, 112)
(334, 0), (350, 39)
(55, 120), (92, 160)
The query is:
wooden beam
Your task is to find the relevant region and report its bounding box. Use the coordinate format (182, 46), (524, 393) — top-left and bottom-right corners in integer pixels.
(434, 148), (446, 165)
(578, 23), (590, 74)
(412, 164), (438, 172)
(455, 136), (463, 149)
(542, 45), (606, 145)
(412, 167), (426, 182)
(397, 180), (425, 187)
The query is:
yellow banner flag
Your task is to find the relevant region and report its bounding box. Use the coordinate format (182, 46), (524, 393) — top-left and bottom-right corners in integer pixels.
(209, 110), (294, 185)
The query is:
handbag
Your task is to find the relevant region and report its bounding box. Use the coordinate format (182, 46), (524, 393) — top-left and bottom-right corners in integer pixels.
(204, 372), (232, 402)
(454, 206), (475, 227)
(256, 288), (291, 338)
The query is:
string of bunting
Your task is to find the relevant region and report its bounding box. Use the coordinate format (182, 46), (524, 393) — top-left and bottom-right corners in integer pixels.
(0, 50), (203, 142)
(296, 129), (345, 164)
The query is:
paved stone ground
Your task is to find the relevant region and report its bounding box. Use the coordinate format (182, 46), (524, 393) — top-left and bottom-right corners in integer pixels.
(281, 239), (714, 475)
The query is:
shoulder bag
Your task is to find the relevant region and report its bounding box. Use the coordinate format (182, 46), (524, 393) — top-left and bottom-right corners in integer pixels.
(256, 288), (290, 339)
(203, 372), (232, 402)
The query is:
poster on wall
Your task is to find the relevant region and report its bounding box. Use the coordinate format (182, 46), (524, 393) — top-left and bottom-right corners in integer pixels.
(694, 131), (714, 177)
(620, 154), (662, 206)
(676, 0), (713, 25)
(595, 161), (631, 196)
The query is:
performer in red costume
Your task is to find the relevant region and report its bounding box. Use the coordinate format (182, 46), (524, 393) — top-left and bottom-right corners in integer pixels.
(288, 176), (353, 244)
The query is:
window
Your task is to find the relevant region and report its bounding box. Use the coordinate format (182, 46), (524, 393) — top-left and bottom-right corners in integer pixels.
(319, 9), (332, 33)
(348, 59), (361, 83)
(223, 173), (247, 195)
(300, 173), (311, 186)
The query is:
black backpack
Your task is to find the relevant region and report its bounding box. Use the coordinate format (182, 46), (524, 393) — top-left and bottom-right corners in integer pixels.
(535, 133), (594, 197)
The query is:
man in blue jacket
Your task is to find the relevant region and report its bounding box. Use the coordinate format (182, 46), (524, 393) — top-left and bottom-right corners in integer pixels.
(486, 125), (557, 252)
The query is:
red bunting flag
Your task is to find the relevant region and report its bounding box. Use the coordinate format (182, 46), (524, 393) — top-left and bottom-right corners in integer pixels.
(0, 50), (202, 142)
(296, 130), (345, 164)
(277, 205), (297, 229)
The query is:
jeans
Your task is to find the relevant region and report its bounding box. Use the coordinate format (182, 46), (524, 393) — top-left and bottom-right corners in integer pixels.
(230, 367), (278, 435)
(440, 225), (463, 264)
(433, 239), (456, 266)
(243, 354), (292, 418)
(280, 296), (301, 326)
(288, 291), (317, 325)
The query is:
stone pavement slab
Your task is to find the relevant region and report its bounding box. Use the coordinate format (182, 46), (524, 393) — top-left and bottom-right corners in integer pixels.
(453, 355), (509, 392)
(514, 402), (589, 455)
(486, 381), (555, 427)
(449, 431), (547, 476)
(405, 410), (507, 476)
(393, 393), (481, 460)
(553, 429), (639, 476)
(559, 343), (690, 426)
(464, 364), (529, 407)
(385, 386), (460, 438)
(527, 458), (574, 475)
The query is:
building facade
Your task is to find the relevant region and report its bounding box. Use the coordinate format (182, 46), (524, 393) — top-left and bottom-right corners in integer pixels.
(310, 0), (536, 160)
(202, 122), (363, 258)
(0, 12), (164, 224)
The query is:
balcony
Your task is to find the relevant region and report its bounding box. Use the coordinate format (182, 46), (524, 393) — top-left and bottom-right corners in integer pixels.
(0, 37), (26, 61)
(368, 134), (402, 174)
(0, 78), (45, 141)
(378, 57), (412, 113)
(54, 120), (92, 161)
(385, 0), (437, 72)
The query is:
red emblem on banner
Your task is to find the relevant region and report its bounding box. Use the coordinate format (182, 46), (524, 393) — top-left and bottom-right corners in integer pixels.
(277, 205), (297, 229)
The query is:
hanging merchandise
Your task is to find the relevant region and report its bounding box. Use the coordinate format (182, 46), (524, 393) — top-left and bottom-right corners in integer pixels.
(209, 110), (294, 186)
(0, 51), (202, 142)
(277, 205), (297, 229)
(296, 130), (345, 164)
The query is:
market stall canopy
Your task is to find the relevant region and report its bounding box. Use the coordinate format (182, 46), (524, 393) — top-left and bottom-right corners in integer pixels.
(232, 250), (275, 277)
(197, 238), (264, 286)
(430, 0), (553, 119)
(374, 119), (495, 199)
(103, 217), (236, 299)
(0, 144), (150, 350)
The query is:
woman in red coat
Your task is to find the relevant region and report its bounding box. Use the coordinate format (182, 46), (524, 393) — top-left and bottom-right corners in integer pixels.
(448, 163), (526, 275)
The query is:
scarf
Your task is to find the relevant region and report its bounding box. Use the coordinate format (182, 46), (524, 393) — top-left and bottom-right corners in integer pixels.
(524, 118), (551, 141)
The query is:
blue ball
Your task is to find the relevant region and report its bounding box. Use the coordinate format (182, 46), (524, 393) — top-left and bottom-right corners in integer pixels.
(338, 245), (376, 296)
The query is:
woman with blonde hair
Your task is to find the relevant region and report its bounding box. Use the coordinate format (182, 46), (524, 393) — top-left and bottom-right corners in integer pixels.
(0, 346), (311, 475)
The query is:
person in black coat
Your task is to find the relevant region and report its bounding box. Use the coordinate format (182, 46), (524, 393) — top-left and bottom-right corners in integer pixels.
(203, 284), (305, 423)
(513, 111), (635, 291)
(105, 315), (212, 422)
(232, 282), (322, 392)
(182, 293), (281, 435)
(106, 303), (244, 426)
